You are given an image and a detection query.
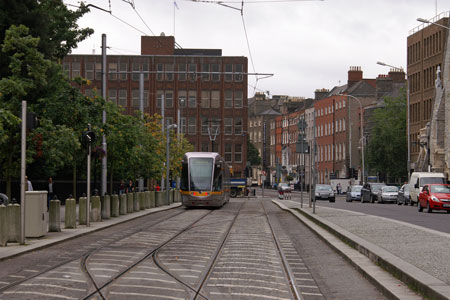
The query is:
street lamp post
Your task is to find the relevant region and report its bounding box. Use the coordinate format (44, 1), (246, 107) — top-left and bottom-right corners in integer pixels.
(337, 94), (365, 184)
(377, 61), (410, 180)
(166, 122), (177, 205)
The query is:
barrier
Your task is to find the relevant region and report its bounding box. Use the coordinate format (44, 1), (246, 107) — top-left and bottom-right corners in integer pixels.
(101, 195), (111, 220)
(119, 194), (127, 215)
(90, 195), (101, 222)
(127, 193), (134, 213)
(0, 204), (7, 247)
(155, 191), (164, 207)
(144, 191), (150, 209)
(138, 192), (145, 210)
(79, 196), (87, 225)
(49, 197), (61, 232)
(278, 190), (292, 200)
(7, 202), (20, 243)
(133, 192), (140, 211)
(111, 194), (119, 217)
(149, 191), (155, 208)
(65, 197), (76, 229)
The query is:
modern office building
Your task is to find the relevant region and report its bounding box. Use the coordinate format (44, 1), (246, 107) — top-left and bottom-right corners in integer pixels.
(63, 35), (249, 176)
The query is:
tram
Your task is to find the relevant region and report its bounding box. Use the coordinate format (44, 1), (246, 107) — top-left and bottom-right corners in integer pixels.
(180, 152), (230, 208)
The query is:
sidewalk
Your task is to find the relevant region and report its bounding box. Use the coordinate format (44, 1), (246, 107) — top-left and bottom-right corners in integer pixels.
(0, 203), (181, 261)
(274, 199), (450, 300)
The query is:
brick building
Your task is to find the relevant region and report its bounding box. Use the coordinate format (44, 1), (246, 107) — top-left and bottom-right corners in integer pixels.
(407, 12), (448, 171)
(63, 35), (249, 176)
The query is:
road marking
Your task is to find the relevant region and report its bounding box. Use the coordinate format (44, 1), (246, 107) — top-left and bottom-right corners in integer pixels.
(297, 285), (319, 288)
(3, 291), (77, 299)
(23, 269), (39, 273)
(167, 269), (202, 273)
(20, 283), (85, 292)
(89, 263), (128, 268)
(207, 283), (289, 293)
(214, 266), (283, 274)
(99, 250), (143, 255)
(48, 271), (82, 276)
(302, 291), (323, 296)
(8, 275), (25, 278)
(89, 258), (133, 263)
(0, 281), (10, 285)
(129, 271), (161, 276)
(120, 277), (178, 285)
(35, 277), (85, 283)
(209, 291), (290, 300)
(109, 292), (184, 300)
(211, 272), (284, 280)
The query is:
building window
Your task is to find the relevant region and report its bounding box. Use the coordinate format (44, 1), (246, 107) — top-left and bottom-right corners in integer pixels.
(234, 90), (243, 108)
(93, 62), (101, 80)
(201, 91), (210, 108)
(224, 90), (233, 108)
(72, 62), (80, 78)
(224, 118), (233, 135)
(178, 90), (187, 108)
(212, 63), (220, 81)
(156, 90), (163, 108)
(132, 89), (149, 108)
(201, 117), (209, 135)
(188, 117), (196, 135)
(108, 89), (117, 104)
(178, 63), (186, 81)
(180, 117), (186, 134)
(85, 62), (94, 80)
(201, 143), (209, 152)
(63, 62), (70, 77)
(188, 63), (196, 81)
(132, 62), (148, 81)
(234, 117), (242, 135)
(165, 91), (174, 108)
(235, 143), (242, 162)
(188, 91), (197, 108)
(342, 118), (346, 131)
(225, 144), (232, 162)
(235, 64), (243, 81)
(225, 64), (232, 82)
(201, 63), (210, 81)
(118, 89), (127, 107)
(211, 90), (220, 108)
(156, 63), (163, 81)
(165, 63), (174, 81)
(108, 63), (117, 80)
(119, 62), (127, 80)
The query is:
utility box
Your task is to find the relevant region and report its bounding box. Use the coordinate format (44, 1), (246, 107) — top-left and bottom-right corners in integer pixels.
(25, 191), (48, 237)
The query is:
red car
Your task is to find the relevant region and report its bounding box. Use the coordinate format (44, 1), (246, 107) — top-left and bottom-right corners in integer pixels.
(418, 184), (450, 213)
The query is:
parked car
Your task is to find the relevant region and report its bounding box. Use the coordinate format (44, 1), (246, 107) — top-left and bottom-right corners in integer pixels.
(408, 172), (445, 205)
(379, 186), (399, 203)
(314, 184), (335, 202)
(418, 184), (450, 213)
(278, 183), (292, 193)
(361, 182), (386, 203)
(397, 184), (410, 205)
(346, 185), (362, 202)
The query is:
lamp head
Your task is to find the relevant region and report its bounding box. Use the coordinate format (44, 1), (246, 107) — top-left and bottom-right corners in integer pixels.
(417, 18), (430, 24)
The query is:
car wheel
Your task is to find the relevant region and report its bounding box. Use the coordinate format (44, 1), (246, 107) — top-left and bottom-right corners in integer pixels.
(370, 196), (374, 203)
(379, 197), (383, 204)
(446, 210), (450, 214)
(329, 198), (335, 203)
(417, 201), (423, 212)
(410, 198), (414, 206)
(426, 201), (432, 213)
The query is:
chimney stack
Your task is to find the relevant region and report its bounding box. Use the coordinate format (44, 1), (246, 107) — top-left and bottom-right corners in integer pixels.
(314, 88), (329, 100)
(348, 66), (363, 88)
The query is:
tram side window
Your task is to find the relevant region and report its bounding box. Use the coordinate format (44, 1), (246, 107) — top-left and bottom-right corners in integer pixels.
(213, 162), (222, 191)
(181, 160), (189, 190)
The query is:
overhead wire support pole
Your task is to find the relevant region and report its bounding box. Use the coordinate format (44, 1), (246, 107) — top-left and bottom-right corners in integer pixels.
(101, 34), (107, 197)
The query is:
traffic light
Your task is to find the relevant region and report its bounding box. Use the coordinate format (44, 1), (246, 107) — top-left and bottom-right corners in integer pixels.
(353, 169), (358, 179)
(82, 130), (96, 147)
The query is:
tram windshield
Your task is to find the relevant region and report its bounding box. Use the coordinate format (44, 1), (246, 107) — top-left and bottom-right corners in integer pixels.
(189, 158), (213, 191)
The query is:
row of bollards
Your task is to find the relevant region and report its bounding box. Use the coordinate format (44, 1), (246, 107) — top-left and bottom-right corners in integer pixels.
(0, 190), (181, 247)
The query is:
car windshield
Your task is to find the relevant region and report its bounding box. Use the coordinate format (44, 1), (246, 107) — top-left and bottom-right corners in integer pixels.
(280, 183), (288, 187)
(372, 185), (385, 192)
(351, 186), (362, 192)
(316, 185), (332, 191)
(382, 186), (398, 192)
(430, 185), (450, 193)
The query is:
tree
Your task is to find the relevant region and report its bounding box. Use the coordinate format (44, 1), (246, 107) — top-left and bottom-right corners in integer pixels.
(366, 89), (407, 182)
(247, 136), (261, 166)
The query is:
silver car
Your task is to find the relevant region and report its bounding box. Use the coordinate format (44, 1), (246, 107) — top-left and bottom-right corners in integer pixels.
(346, 185), (362, 202)
(315, 184), (335, 202)
(379, 186), (399, 204)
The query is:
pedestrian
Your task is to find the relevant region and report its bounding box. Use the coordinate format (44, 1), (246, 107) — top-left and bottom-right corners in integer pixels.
(119, 180), (125, 195)
(25, 176), (33, 191)
(47, 177), (54, 209)
(336, 183), (342, 194)
(156, 184), (161, 192)
(126, 179), (134, 193)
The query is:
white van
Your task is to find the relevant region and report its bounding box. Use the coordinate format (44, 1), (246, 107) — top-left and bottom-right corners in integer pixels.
(408, 172), (446, 205)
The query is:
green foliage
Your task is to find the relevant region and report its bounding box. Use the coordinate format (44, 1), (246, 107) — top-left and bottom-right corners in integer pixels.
(366, 89), (407, 181)
(247, 136), (261, 166)
(285, 175), (294, 183)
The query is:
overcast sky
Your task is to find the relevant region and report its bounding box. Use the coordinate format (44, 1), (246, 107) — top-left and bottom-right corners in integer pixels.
(66, 0), (446, 98)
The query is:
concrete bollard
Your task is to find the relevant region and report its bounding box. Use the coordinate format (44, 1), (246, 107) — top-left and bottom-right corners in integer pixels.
(119, 194), (127, 215)
(133, 192), (140, 211)
(127, 193), (134, 213)
(49, 196), (61, 232)
(111, 194), (119, 217)
(155, 191), (164, 207)
(149, 191), (155, 208)
(7, 202), (21, 243)
(101, 195), (111, 220)
(144, 191), (150, 209)
(175, 190), (181, 203)
(90, 195), (101, 222)
(138, 192), (145, 210)
(65, 196), (76, 229)
(169, 189), (174, 204)
(0, 204), (8, 247)
(79, 196), (87, 225)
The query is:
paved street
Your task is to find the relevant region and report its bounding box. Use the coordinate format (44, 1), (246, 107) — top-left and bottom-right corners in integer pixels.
(0, 196), (391, 300)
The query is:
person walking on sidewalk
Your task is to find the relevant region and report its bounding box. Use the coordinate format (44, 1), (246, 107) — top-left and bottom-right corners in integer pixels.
(47, 177), (54, 209)
(25, 176), (33, 191)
